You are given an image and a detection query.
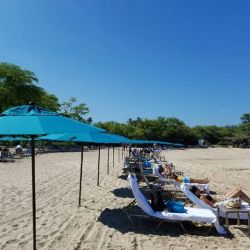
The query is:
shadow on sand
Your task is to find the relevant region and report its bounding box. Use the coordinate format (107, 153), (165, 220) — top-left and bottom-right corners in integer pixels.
(117, 174), (128, 181)
(234, 226), (250, 237)
(111, 187), (134, 198)
(98, 207), (223, 237)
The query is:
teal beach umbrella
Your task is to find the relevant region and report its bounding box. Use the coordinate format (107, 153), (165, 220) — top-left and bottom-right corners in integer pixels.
(39, 132), (131, 144)
(39, 132), (131, 204)
(0, 136), (29, 141)
(129, 139), (153, 145)
(0, 104), (105, 250)
(0, 105), (104, 135)
(173, 143), (184, 148)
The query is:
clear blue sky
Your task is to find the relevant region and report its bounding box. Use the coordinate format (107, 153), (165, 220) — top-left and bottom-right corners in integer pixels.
(1, 0), (249, 126)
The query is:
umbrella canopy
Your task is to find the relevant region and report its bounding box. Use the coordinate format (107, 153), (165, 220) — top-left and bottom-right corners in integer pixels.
(173, 143), (184, 148)
(110, 134), (132, 144)
(0, 104), (105, 250)
(151, 140), (174, 146)
(0, 104), (105, 135)
(129, 139), (154, 145)
(128, 139), (175, 146)
(0, 136), (30, 141)
(38, 132), (131, 144)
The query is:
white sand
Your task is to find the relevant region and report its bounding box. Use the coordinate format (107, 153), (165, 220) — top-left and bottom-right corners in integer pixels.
(0, 147), (250, 250)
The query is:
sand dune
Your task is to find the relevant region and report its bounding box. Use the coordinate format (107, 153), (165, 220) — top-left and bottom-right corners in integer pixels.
(0, 148), (250, 249)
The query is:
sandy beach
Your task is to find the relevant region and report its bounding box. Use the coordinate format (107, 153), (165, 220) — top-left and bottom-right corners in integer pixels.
(0, 147), (250, 250)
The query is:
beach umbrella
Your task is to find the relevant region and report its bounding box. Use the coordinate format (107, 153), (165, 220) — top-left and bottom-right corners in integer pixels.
(151, 140), (173, 146)
(101, 133), (132, 173)
(129, 139), (153, 145)
(0, 136), (29, 141)
(38, 132), (131, 205)
(0, 105), (104, 135)
(173, 143), (184, 148)
(0, 104), (105, 250)
(38, 132), (129, 144)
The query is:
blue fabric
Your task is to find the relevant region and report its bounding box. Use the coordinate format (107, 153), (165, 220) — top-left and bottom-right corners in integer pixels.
(39, 132), (130, 144)
(144, 160), (151, 167)
(165, 201), (187, 213)
(0, 104), (105, 135)
(0, 105), (132, 144)
(2, 105), (57, 116)
(143, 169), (153, 175)
(0, 136), (29, 141)
(183, 176), (190, 183)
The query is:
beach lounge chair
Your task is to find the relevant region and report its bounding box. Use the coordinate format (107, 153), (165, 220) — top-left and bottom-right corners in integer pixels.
(181, 183), (250, 220)
(0, 149), (14, 162)
(126, 174), (227, 235)
(153, 165), (210, 192)
(122, 158), (138, 175)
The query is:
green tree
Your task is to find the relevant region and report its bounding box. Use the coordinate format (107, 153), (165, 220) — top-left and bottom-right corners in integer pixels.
(97, 116), (191, 143)
(241, 113), (250, 124)
(40, 93), (60, 112)
(0, 62), (60, 112)
(60, 97), (90, 122)
(240, 113), (250, 136)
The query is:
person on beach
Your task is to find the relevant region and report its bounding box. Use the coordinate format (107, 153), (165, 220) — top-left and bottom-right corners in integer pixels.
(149, 152), (157, 162)
(190, 185), (250, 207)
(1, 147), (9, 157)
(157, 163), (210, 184)
(16, 144), (23, 154)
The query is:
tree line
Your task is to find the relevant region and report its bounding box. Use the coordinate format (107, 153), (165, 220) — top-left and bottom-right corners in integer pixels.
(1, 63), (249, 146)
(96, 115), (250, 147)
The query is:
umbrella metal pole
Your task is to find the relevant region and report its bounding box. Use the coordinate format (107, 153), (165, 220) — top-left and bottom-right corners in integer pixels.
(107, 147), (110, 175)
(112, 146), (114, 168)
(122, 146), (124, 160)
(31, 136), (37, 250)
(78, 146), (84, 207)
(97, 146), (100, 186)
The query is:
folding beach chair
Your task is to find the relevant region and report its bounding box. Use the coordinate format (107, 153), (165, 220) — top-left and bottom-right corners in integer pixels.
(153, 165), (210, 193)
(135, 163), (174, 201)
(125, 174), (227, 235)
(0, 149), (14, 162)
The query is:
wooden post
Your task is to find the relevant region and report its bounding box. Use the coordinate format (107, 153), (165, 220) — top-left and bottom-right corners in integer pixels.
(31, 136), (37, 250)
(112, 146), (115, 168)
(97, 146), (101, 186)
(78, 146), (84, 206)
(107, 147), (110, 175)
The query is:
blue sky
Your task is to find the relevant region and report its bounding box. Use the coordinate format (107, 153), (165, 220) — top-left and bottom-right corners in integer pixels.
(0, 0), (249, 126)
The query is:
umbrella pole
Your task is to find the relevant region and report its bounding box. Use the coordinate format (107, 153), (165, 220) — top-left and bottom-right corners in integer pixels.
(78, 146), (84, 207)
(118, 147), (120, 163)
(31, 136), (37, 250)
(97, 146), (100, 186)
(107, 146), (110, 175)
(112, 146), (114, 168)
(121, 146), (124, 160)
